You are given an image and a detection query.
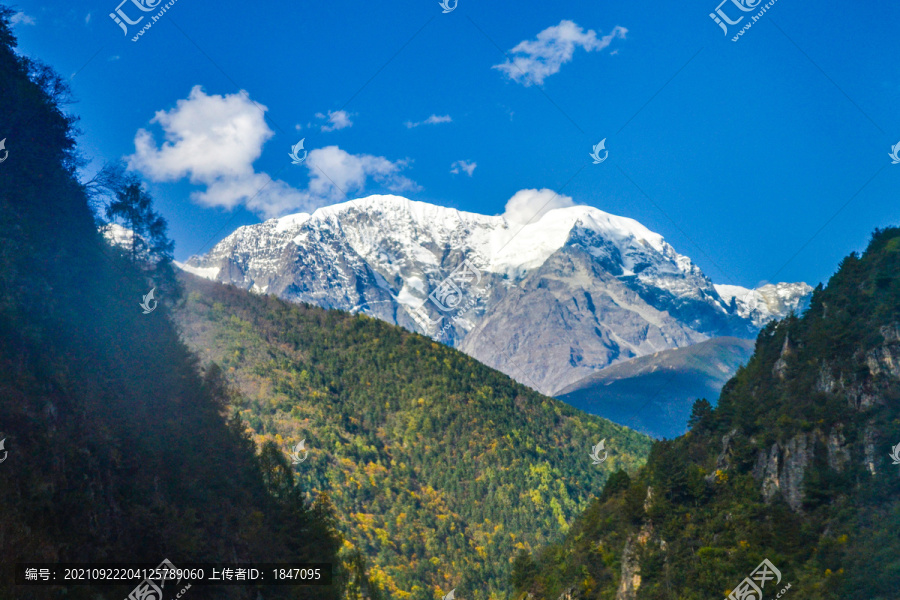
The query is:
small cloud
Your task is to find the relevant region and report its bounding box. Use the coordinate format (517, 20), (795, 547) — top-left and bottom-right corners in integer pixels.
(316, 110), (353, 132)
(610, 49), (619, 56)
(502, 188), (576, 223)
(108, 55), (121, 62)
(11, 12), (36, 26)
(405, 114), (452, 128)
(85, 12), (92, 24)
(450, 160), (476, 177)
(493, 20), (626, 86)
(294, 124), (302, 131)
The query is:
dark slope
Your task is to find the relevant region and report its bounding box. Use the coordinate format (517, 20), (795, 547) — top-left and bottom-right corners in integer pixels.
(558, 337), (756, 439)
(516, 228), (900, 600)
(174, 272), (653, 600)
(0, 9), (341, 599)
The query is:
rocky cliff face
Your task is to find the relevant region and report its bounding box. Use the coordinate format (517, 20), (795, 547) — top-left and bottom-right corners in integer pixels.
(509, 228), (900, 600)
(742, 322), (900, 510)
(183, 195), (812, 394)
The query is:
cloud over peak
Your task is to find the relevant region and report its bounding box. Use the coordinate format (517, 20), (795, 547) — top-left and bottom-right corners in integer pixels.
(501, 188), (576, 223)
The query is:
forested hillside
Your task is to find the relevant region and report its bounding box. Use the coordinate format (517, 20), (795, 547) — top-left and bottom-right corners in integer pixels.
(0, 8), (343, 599)
(515, 228), (900, 600)
(175, 273), (653, 600)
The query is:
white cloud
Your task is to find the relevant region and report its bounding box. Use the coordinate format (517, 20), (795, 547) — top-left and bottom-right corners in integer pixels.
(316, 110), (353, 132)
(502, 188), (576, 223)
(11, 12), (35, 26)
(405, 114), (452, 128)
(450, 160), (476, 176)
(85, 12), (92, 24)
(305, 146), (421, 203)
(127, 87), (417, 219)
(493, 21), (626, 86)
(129, 86), (272, 183)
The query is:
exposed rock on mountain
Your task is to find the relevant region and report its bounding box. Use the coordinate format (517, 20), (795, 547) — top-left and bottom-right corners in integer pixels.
(509, 227), (900, 600)
(183, 195), (811, 394)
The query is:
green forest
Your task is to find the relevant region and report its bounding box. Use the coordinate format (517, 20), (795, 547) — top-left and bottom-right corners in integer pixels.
(0, 8), (341, 599)
(514, 228), (900, 599)
(4, 2), (900, 600)
(0, 7), (651, 599)
(175, 273), (652, 600)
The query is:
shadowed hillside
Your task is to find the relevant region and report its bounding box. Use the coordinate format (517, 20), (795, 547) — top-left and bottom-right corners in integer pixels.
(558, 337), (756, 439)
(516, 228), (900, 600)
(0, 9), (342, 599)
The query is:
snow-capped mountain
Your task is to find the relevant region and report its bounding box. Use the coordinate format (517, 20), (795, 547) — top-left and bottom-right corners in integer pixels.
(182, 195), (812, 395)
(715, 283), (813, 328)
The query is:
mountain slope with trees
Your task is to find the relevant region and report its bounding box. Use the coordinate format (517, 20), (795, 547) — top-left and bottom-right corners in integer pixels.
(174, 273), (653, 600)
(514, 228), (900, 600)
(0, 9), (344, 599)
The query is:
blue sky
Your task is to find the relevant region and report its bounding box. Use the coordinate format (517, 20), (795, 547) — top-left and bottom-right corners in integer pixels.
(10, 0), (900, 289)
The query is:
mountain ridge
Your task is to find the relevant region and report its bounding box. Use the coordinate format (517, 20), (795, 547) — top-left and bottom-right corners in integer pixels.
(174, 271), (653, 600)
(512, 227), (900, 599)
(557, 337), (756, 439)
(183, 194), (812, 394)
